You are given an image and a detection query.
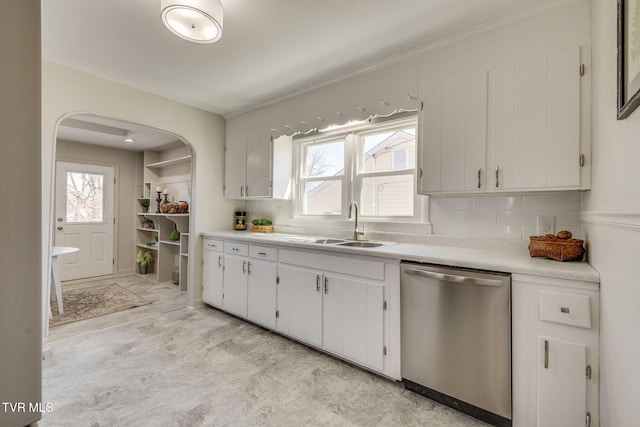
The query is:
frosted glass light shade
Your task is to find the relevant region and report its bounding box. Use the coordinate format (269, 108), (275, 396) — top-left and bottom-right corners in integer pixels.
(161, 0), (223, 44)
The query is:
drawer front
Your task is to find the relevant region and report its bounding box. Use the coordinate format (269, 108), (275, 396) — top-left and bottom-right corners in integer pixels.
(250, 245), (278, 262)
(225, 242), (249, 256)
(204, 239), (224, 252)
(539, 290), (592, 329)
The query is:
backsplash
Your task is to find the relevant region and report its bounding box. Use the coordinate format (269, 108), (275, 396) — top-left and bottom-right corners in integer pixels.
(430, 192), (583, 240)
(243, 191), (583, 242)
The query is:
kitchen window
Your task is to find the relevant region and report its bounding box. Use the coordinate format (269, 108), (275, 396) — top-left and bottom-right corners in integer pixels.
(295, 114), (418, 220)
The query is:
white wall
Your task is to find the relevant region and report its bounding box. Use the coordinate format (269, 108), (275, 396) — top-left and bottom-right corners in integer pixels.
(42, 62), (235, 310)
(56, 139), (139, 276)
(0, 2), (42, 426)
(585, 0), (640, 425)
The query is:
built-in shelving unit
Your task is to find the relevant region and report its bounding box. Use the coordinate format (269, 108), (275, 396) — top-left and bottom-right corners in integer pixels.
(135, 144), (191, 290)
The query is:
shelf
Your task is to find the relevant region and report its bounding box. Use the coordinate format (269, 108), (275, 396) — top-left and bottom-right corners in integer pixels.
(136, 243), (158, 251)
(145, 155), (191, 169)
(136, 228), (158, 232)
(160, 240), (180, 246)
(143, 213), (189, 217)
(181, 253), (189, 257)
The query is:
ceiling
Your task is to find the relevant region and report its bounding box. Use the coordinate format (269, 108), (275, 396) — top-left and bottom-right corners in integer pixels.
(44, 0), (554, 150)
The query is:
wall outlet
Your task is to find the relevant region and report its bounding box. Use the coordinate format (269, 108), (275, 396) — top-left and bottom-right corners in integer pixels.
(537, 215), (555, 235)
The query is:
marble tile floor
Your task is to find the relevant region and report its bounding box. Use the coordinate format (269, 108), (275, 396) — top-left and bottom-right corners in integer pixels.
(41, 275), (489, 427)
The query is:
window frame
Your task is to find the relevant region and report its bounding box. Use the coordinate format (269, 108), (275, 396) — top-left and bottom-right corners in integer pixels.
(293, 113), (421, 223)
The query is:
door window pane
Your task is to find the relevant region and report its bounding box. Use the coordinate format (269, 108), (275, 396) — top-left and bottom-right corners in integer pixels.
(66, 172), (105, 222)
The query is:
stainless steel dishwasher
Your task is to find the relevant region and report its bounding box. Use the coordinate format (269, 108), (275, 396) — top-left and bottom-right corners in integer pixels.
(401, 262), (511, 427)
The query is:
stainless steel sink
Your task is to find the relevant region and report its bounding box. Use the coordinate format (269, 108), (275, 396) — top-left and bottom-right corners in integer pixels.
(314, 238), (347, 244)
(337, 241), (384, 248)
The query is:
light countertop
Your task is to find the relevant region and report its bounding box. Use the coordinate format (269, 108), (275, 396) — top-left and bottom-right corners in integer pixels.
(202, 231), (599, 284)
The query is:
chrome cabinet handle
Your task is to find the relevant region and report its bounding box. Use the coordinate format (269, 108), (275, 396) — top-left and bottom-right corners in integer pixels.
(495, 166), (500, 188)
(316, 275), (321, 292)
(242, 260), (246, 273)
(257, 251), (267, 256)
(218, 255), (222, 267)
(232, 247), (239, 251)
(247, 261), (251, 274)
(477, 168), (482, 189)
(240, 186), (244, 197)
(324, 277), (328, 294)
(245, 186), (249, 197)
(544, 339), (549, 369)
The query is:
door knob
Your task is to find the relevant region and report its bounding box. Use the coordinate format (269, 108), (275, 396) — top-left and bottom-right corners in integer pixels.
(57, 226), (63, 230)
(57, 217), (63, 222)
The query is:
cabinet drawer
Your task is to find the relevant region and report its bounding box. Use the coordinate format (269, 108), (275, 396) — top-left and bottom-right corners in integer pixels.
(204, 239), (224, 252)
(250, 245), (278, 261)
(225, 242), (249, 256)
(539, 290), (591, 329)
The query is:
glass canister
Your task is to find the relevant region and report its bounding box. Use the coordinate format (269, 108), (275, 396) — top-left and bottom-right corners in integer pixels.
(234, 210), (247, 230)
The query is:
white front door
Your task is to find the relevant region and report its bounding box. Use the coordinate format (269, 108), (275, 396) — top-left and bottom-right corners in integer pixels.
(55, 161), (115, 281)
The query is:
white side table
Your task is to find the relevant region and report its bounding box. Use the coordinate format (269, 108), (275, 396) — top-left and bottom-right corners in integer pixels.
(51, 246), (79, 314)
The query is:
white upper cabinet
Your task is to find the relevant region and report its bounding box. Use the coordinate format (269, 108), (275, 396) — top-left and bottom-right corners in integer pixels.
(224, 128), (292, 200)
(418, 46), (587, 195)
(418, 70), (488, 194)
(225, 127), (271, 199)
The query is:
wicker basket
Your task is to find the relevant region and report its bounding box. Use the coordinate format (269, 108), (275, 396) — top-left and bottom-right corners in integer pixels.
(251, 225), (274, 233)
(529, 233), (585, 262)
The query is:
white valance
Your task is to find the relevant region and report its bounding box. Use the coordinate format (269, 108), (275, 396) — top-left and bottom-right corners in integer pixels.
(231, 60), (421, 139)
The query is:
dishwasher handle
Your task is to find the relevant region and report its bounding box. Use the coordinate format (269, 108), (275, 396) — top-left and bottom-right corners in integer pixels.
(403, 267), (504, 287)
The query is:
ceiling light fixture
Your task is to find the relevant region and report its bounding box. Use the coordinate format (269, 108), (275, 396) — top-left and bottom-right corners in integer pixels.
(161, 0), (223, 44)
(124, 137), (135, 143)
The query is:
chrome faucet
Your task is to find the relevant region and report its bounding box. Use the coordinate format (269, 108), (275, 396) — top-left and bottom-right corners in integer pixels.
(348, 201), (365, 240)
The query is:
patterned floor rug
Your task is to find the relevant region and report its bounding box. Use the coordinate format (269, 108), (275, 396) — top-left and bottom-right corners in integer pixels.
(50, 283), (151, 327)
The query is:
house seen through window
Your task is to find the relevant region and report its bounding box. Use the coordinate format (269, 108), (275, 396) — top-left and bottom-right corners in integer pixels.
(297, 114), (417, 219)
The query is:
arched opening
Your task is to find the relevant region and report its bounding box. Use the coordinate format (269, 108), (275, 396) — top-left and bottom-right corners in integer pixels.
(47, 113), (194, 335)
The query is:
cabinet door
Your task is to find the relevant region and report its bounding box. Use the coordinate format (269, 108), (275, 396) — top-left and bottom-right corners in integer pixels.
(202, 250), (223, 307)
(322, 275), (385, 370)
(322, 275), (343, 355)
(224, 131), (247, 199)
(245, 128), (273, 198)
(277, 265), (322, 347)
(247, 259), (277, 329)
(537, 336), (587, 427)
(490, 47), (581, 191)
(418, 71), (487, 194)
(342, 278), (385, 370)
(222, 254), (248, 317)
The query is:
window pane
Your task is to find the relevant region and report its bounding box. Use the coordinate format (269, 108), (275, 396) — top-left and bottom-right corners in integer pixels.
(304, 139), (344, 178)
(66, 172), (104, 222)
(303, 181), (342, 215)
(360, 175), (414, 216)
(363, 128), (416, 173)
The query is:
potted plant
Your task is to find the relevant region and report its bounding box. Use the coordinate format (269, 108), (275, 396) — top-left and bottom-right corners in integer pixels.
(140, 199), (150, 213)
(251, 218), (274, 233)
(135, 250), (153, 274)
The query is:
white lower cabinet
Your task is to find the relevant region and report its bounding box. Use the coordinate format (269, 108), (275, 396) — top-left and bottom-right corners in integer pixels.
(222, 243), (249, 317)
(202, 239), (224, 307)
(202, 238), (399, 379)
(276, 264), (323, 347)
(537, 337), (587, 427)
(512, 274), (599, 427)
(247, 257), (278, 329)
